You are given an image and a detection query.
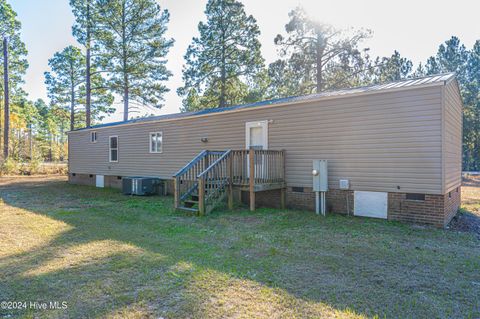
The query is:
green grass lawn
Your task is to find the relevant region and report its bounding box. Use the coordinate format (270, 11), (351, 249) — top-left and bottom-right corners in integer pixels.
(0, 176), (479, 318)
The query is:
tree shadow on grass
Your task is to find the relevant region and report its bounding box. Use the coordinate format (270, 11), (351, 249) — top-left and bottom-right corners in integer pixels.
(1, 177), (479, 318)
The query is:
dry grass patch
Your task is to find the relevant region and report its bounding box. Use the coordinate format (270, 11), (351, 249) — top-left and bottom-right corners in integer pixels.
(449, 175), (480, 237)
(461, 175), (480, 214)
(22, 240), (146, 277)
(0, 199), (73, 258)
(183, 270), (367, 319)
(0, 176), (479, 318)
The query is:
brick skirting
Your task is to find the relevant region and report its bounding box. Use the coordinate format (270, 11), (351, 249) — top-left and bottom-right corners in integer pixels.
(282, 186), (460, 227)
(444, 187), (462, 225)
(105, 175), (123, 189)
(285, 187), (354, 214)
(241, 189), (283, 209)
(68, 173), (120, 188)
(69, 173), (460, 228)
(69, 173), (95, 186)
(388, 188), (461, 227)
(68, 173), (171, 194)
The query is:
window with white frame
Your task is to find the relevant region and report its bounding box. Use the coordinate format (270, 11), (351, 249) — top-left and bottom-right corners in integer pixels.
(90, 131), (97, 143)
(109, 136), (118, 162)
(150, 132), (163, 153)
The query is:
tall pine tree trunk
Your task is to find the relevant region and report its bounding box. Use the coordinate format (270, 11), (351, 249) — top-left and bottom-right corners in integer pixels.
(220, 55), (226, 108)
(49, 132), (53, 162)
(85, 0), (92, 128)
(28, 123), (32, 160)
(123, 78), (129, 121)
(59, 121), (64, 161)
(316, 33), (324, 93)
(3, 36), (9, 160)
(86, 46), (91, 127)
(122, 1), (129, 121)
(70, 82), (75, 131)
(219, 22), (226, 108)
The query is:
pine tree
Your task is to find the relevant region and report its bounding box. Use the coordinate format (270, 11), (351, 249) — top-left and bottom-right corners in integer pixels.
(44, 46), (86, 131)
(426, 36), (468, 81)
(465, 41), (480, 171)
(0, 0), (28, 160)
(273, 7), (370, 95)
(266, 58), (311, 98)
(373, 51), (413, 83)
(178, 0), (264, 111)
(425, 36), (479, 170)
(70, 0), (115, 127)
(0, 0), (27, 96)
(33, 99), (69, 161)
(95, 0), (173, 121)
(412, 63), (427, 78)
(71, 0), (93, 127)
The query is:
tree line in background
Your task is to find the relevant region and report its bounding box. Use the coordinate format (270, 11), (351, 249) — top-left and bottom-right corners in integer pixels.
(0, 0), (479, 171)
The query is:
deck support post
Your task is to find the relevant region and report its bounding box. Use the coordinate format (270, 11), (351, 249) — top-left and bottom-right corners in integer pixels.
(174, 177), (180, 209)
(198, 177), (205, 215)
(227, 154), (233, 210)
(281, 187), (286, 209)
(249, 149), (255, 211)
(281, 149), (286, 209)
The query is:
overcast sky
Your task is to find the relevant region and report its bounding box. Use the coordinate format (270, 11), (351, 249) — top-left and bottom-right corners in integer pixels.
(9, 0), (480, 123)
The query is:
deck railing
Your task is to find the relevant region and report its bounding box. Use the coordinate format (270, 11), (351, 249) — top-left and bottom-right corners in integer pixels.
(174, 149), (286, 214)
(230, 149), (285, 186)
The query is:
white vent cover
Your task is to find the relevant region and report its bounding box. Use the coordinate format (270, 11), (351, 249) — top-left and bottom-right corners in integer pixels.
(354, 191), (387, 219)
(96, 175), (105, 188)
(339, 179), (349, 189)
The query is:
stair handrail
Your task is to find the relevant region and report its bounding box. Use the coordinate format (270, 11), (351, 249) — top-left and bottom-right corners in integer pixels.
(173, 150), (229, 210)
(174, 149), (285, 213)
(197, 150), (232, 179)
(197, 150), (232, 215)
(173, 150), (208, 178)
(173, 150), (209, 209)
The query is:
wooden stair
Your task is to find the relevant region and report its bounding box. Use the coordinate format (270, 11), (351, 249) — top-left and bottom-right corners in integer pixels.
(174, 149), (286, 215)
(174, 151), (232, 215)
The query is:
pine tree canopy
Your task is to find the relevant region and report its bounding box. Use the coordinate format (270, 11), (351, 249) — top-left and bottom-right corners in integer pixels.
(272, 6), (371, 96)
(0, 0), (28, 98)
(178, 0), (264, 111)
(95, 0), (174, 120)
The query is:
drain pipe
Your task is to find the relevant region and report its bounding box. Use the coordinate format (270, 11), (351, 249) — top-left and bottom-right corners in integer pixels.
(314, 187), (326, 216)
(312, 160), (328, 216)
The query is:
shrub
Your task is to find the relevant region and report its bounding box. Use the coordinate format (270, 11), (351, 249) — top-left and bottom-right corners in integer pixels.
(0, 158), (20, 176)
(0, 159), (67, 176)
(26, 158), (41, 175)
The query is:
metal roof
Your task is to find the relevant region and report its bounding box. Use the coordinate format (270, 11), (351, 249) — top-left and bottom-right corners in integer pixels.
(72, 72), (456, 132)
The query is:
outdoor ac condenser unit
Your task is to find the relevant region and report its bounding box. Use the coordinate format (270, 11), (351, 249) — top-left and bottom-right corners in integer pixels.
(122, 177), (160, 196)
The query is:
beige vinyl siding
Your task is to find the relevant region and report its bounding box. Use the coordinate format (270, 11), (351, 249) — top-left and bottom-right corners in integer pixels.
(443, 79), (463, 193)
(69, 85), (444, 194)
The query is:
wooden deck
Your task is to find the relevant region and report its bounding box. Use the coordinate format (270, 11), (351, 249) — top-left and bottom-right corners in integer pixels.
(174, 149), (286, 215)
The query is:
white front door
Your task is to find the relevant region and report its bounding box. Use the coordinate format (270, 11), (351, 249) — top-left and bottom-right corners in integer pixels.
(246, 121), (268, 178)
(246, 121), (268, 150)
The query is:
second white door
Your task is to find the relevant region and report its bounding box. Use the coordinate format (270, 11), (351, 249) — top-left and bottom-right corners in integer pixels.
(246, 120), (268, 150)
(246, 121), (268, 178)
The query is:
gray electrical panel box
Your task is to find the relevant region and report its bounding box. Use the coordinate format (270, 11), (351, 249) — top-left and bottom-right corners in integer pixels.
(312, 160), (328, 192)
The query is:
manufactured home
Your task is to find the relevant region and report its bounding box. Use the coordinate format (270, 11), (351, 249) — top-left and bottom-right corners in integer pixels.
(68, 73), (463, 227)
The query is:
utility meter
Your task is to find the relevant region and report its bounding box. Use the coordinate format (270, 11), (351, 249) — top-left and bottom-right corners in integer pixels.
(312, 160), (328, 192)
